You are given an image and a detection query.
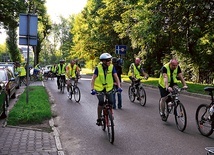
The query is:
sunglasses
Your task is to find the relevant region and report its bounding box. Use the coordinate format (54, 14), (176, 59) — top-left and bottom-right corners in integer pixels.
(106, 59), (111, 62)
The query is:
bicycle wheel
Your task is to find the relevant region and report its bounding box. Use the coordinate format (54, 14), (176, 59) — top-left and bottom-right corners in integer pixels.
(68, 85), (72, 100)
(74, 86), (81, 102)
(107, 109), (114, 144)
(139, 85), (146, 106)
(174, 101), (187, 132)
(101, 112), (106, 131)
(128, 86), (135, 102)
(195, 104), (213, 136)
(158, 98), (169, 121)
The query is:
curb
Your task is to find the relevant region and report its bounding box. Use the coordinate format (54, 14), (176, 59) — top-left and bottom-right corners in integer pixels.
(45, 82), (65, 155)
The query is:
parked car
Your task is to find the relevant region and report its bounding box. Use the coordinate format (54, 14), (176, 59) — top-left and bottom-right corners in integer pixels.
(0, 81), (7, 118)
(0, 62), (20, 89)
(0, 68), (16, 100)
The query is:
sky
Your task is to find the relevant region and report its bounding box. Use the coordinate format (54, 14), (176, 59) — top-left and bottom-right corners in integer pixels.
(46, 0), (87, 22)
(0, 0), (87, 44)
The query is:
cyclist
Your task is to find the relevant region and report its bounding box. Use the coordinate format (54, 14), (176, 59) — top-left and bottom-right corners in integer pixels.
(19, 63), (27, 86)
(112, 57), (123, 109)
(74, 59), (81, 80)
(51, 63), (57, 78)
(128, 57), (149, 82)
(91, 53), (122, 126)
(158, 58), (188, 121)
(56, 59), (66, 89)
(66, 60), (80, 98)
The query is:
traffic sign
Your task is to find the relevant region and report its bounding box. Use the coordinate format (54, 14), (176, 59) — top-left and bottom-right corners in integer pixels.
(115, 45), (127, 55)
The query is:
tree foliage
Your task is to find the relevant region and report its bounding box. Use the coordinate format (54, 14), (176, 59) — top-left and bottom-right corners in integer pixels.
(70, 0), (213, 83)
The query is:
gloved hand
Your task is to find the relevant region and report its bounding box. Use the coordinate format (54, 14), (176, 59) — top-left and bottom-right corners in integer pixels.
(117, 87), (123, 93)
(91, 89), (96, 95)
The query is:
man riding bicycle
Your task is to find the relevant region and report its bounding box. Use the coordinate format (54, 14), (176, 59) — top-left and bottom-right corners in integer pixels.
(56, 59), (66, 89)
(158, 58), (188, 121)
(91, 53), (122, 126)
(66, 60), (80, 98)
(128, 57), (149, 84)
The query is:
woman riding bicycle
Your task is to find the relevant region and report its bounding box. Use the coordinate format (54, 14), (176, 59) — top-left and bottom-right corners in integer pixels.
(91, 53), (122, 126)
(158, 58), (188, 121)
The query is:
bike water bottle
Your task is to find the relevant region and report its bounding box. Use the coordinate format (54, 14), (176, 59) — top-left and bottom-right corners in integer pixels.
(210, 105), (214, 116)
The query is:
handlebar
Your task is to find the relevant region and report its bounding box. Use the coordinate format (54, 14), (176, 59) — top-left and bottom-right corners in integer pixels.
(170, 86), (187, 95)
(95, 89), (119, 96)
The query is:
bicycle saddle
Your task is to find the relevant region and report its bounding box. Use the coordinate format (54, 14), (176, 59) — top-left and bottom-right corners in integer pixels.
(204, 87), (214, 92)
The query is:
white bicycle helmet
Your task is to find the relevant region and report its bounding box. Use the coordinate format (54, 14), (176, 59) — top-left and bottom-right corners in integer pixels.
(99, 53), (112, 60)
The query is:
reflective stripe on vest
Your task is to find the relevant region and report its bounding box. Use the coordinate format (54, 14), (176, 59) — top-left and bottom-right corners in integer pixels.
(94, 64), (114, 92)
(159, 63), (178, 88)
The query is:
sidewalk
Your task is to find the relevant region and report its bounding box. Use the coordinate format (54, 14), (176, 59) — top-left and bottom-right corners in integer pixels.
(0, 81), (64, 155)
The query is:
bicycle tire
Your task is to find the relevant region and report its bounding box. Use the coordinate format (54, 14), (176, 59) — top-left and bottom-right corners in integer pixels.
(68, 85), (72, 100)
(138, 85), (146, 106)
(74, 86), (81, 102)
(107, 109), (114, 144)
(101, 112), (106, 131)
(195, 104), (213, 136)
(174, 101), (187, 132)
(128, 85), (135, 102)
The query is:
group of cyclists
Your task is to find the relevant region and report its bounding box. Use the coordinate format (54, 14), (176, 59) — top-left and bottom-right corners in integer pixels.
(53, 59), (81, 99)
(90, 52), (188, 126)
(50, 52), (189, 127)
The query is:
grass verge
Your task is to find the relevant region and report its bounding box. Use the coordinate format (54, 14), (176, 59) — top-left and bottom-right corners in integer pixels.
(121, 75), (213, 95)
(7, 86), (52, 126)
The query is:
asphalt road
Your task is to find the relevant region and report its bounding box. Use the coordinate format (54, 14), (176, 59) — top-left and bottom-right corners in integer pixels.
(45, 75), (213, 155)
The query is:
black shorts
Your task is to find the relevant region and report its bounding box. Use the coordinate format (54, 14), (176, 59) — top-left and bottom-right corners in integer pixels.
(158, 85), (169, 98)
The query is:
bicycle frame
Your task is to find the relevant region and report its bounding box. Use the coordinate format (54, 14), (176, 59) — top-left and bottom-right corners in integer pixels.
(166, 87), (185, 116)
(96, 91), (115, 144)
(67, 78), (81, 102)
(129, 79), (147, 106)
(160, 86), (187, 132)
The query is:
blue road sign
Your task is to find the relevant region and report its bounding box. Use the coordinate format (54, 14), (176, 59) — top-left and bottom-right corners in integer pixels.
(19, 14), (38, 46)
(115, 45), (127, 54)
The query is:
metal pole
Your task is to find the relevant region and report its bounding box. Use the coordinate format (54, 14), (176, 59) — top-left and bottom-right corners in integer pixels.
(26, 13), (30, 104)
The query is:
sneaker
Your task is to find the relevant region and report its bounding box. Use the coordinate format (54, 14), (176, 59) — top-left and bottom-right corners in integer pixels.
(160, 113), (167, 122)
(67, 92), (71, 99)
(96, 119), (102, 126)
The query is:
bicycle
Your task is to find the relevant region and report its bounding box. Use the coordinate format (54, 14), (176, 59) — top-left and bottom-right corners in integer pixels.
(58, 74), (66, 94)
(67, 78), (81, 102)
(128, 78), (146, 106)
(195, 87), (214, 137)
(158, 86), (187, 132)
(96, 90), (116, 144)
(205, 147), (214, 155)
